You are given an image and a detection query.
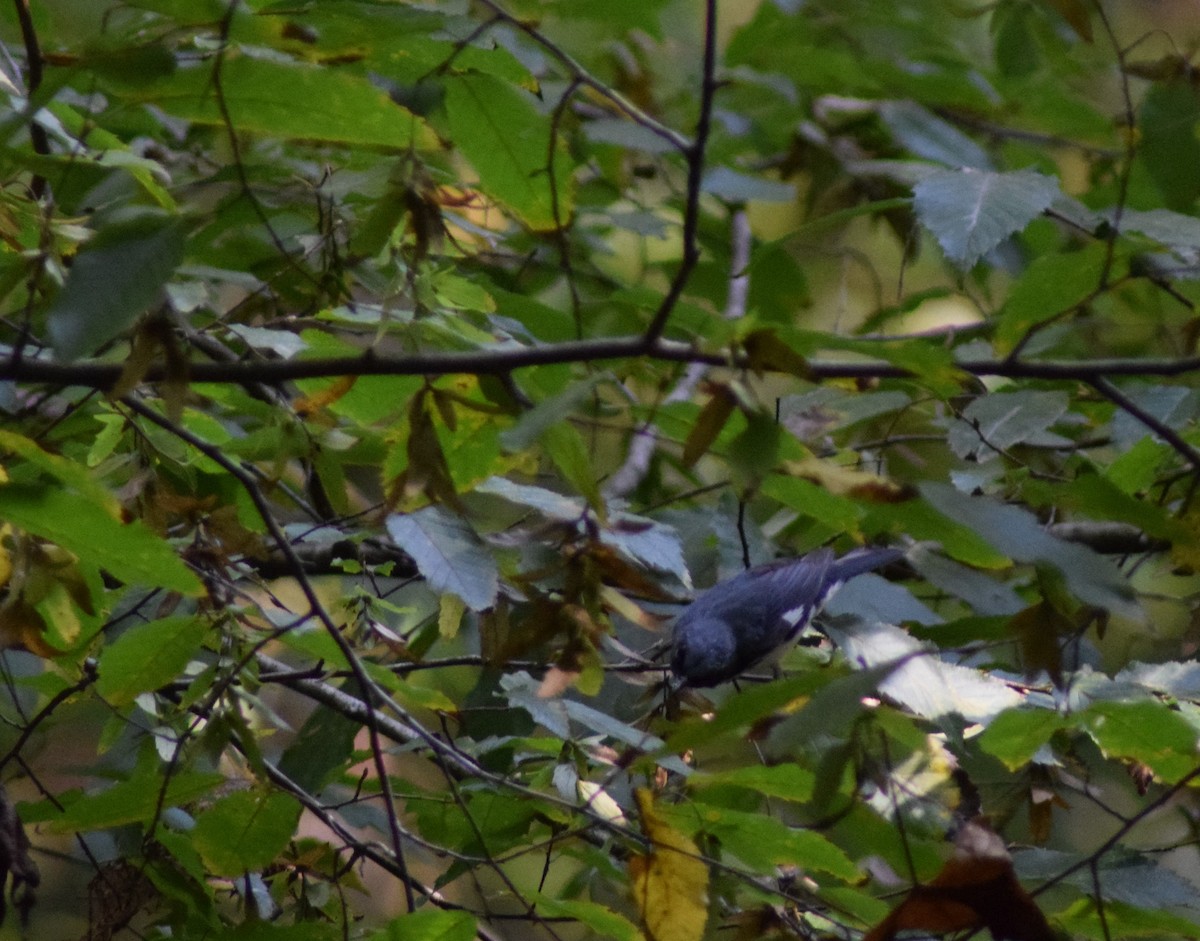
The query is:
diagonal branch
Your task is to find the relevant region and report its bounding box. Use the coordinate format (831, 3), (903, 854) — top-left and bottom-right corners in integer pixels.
(1089, 377), (1200, 474)
(120, 396), (420, 912)
(472, 0), (688, 152)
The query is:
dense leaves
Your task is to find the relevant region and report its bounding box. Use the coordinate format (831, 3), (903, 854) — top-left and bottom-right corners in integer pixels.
(0, 0), (1198, 939)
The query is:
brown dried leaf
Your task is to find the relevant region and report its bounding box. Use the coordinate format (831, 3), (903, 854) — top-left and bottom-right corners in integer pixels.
(863, 818), (1054, 941)
(1040, 0), (1092, 42)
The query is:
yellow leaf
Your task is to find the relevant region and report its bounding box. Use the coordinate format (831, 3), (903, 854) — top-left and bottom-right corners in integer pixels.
(630, 789), (708, 941)
(784, 457), (913, 502)
(294, 376), (357, 416)
(439, 592), (466, 639)
(110, 324), (160, 400)
(599, 584), (666, 632)
(682, 385), (736, 467)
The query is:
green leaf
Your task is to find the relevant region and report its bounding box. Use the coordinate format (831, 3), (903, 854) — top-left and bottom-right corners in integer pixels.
(475, 476), (585, 520)
(668, 803), (858, 879)
(994, 242), (1107, 351)
(374, 909), (477, 941)
(498, 376), (604, 451)
(33, 767), (224, 832)
(276, 696), (362, 793)
(1118, 208), (1200, 251)
(702, 166), (795, 203)
(531, 897), (639, 941)
(193, 790), (302, 876)
(1056, 896), (1200, 940)
(761, 476), (864, 532)
(542, 422), (604, 514)
(1139, 82), (1200, 211)
(920, 483), (1140, 619)
(949, 390), (1072, 459)
(0, 429), (122, 514)
(445, 71), (573, 230)
(97, 615), (209, 706)
(115, 53), (433, 150)
(1078, 700), (1200, 781)
(878, 100), (992, 170)
(0, 484), (201, 594)
(385, 505), (499, 611)
(47, 213), (186, 360)
(977, 707), (1065, 769)
(692, 764), (815, 802)
(913, 168), (1062, 268)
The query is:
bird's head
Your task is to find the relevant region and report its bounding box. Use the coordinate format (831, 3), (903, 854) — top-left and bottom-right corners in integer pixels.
(670, 616), (738, 688)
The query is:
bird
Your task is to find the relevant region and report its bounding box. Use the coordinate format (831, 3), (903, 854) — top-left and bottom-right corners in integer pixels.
(670, 546), (902, 687)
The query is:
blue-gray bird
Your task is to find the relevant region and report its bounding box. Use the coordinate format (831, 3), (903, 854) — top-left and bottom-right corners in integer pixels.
(671, 547), (901, 687)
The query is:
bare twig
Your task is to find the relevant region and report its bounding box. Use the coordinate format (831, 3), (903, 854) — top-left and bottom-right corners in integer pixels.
(472, 0), (688, 152)
(642, 0), (719, 345)
(121, 397), (419, 912)
(1089, 377), (1200, 474)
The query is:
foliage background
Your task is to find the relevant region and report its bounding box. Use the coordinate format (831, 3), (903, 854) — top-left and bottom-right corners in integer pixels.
(0, 0), (1199, 939)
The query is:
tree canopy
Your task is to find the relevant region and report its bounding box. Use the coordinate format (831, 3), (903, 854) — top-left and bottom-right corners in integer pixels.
(1, 0), (1200, 939)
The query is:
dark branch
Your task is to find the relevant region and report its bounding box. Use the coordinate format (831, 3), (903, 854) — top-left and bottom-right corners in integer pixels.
(12, 0), (48, 198)
(5, 343), (1200, 391)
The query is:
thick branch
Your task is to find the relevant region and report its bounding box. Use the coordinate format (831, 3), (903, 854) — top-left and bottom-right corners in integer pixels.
(6, 344), (1200, 391)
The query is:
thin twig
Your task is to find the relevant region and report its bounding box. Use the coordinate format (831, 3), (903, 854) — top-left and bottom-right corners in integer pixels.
(642, 0), (719, 344)
(121, 396), (419, 912)
(472, 0), (688, 153)
(1089, 376), (1200, 473)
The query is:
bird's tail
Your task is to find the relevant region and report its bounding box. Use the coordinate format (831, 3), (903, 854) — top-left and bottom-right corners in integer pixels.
(831, 547), (902, 581)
